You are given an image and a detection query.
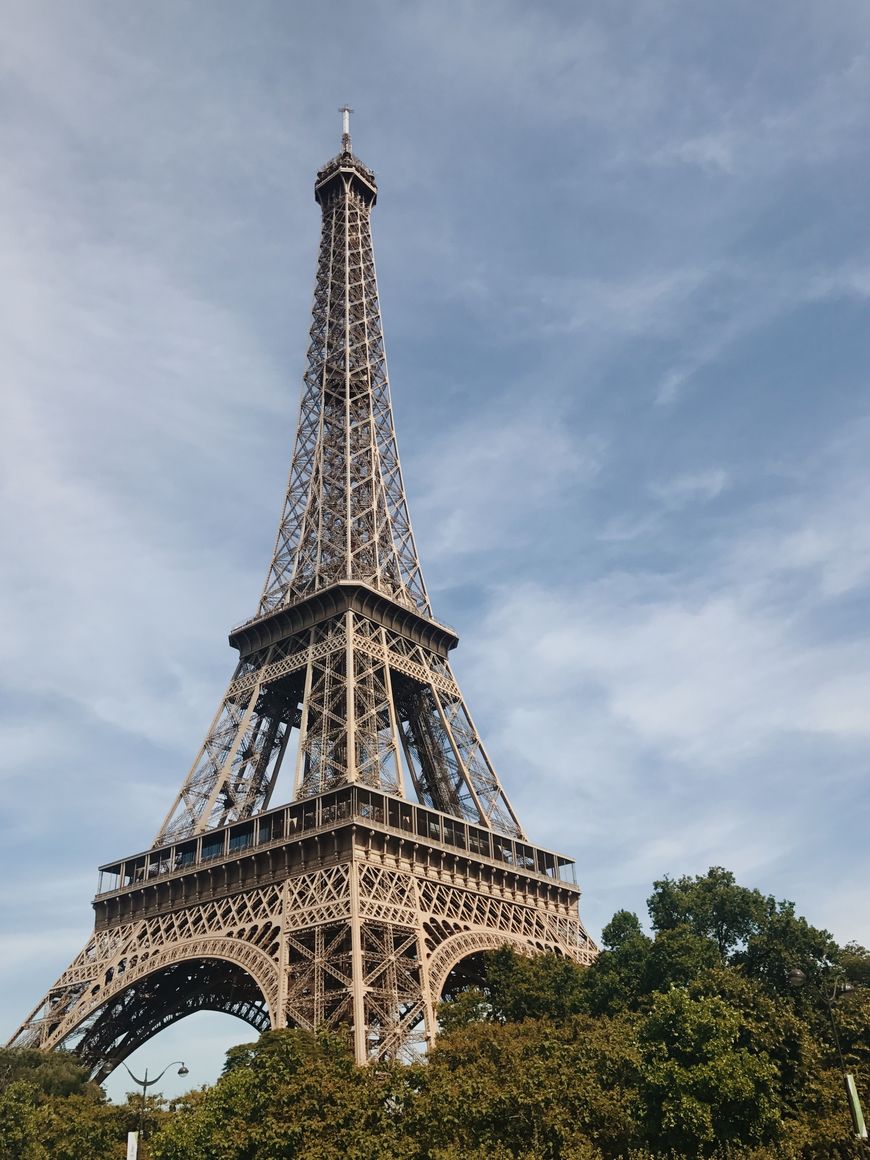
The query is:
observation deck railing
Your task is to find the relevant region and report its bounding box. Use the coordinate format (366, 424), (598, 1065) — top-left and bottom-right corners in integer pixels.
(96, 786), (577, 897)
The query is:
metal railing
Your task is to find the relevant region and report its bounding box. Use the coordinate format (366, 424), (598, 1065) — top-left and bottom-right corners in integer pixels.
(97, 787), (577, 896)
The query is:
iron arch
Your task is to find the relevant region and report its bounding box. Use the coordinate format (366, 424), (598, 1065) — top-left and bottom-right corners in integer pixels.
(428, 930), (537, 1005)
(51, 938), (279, 1081)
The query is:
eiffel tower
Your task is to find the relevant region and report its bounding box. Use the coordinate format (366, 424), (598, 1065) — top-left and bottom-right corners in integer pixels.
(8, 112), (595, 1073)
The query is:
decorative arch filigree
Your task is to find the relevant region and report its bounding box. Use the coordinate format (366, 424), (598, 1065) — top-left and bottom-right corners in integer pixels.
(46, 937), (279, 1074)
(428, 929), (537, 1002)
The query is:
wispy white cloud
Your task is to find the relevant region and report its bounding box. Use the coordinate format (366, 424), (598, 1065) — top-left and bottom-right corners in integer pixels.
(654, 258), (870, 405)
(649, 469), (729, 506)
(520, 268), (711, 341)
(414, 409), (606, 562)
(654, 46), (870, 179)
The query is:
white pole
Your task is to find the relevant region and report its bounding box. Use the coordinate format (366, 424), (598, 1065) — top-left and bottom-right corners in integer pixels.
(339, 104), (353, 151)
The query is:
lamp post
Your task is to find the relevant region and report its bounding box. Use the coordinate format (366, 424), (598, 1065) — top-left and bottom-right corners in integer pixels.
(119, 1059), (189, 1159)
(788, 966), (867, 1144)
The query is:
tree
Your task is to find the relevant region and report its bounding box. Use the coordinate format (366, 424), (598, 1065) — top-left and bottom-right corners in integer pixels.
(582, 915), (723, 1016)
(646, 867), (840, 996)
(152, 1029), (408, 1160)
(0, 1081), (43, 1160)
(647, 867), (770, 958)
(406, 1015), (640, 1159)
(33, 1092), (128, 1160)
(437, 986), (492, 1032)
(839, 942), (870, 987)
(0, 1073), (129, 1160)
(0, 1048), (96, 1099)
(432, 867), (869, 1156)
(583, 911), (653, 1016)
(438, 945), (589, 1029)
(740, 902), (840, 996)
(637, 988), (781, 1156)
(642, 925), (722, 995)
(483, 945), (589, 1023)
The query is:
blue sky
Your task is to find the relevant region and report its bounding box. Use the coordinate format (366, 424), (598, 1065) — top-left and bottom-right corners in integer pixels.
(2, 0), (870, 1101)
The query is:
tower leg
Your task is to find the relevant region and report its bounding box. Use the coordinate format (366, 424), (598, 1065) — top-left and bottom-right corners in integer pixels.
(274, 880), (290, 1030)
(349, 861), (368, 1063)
(415, 885), (438, 1050)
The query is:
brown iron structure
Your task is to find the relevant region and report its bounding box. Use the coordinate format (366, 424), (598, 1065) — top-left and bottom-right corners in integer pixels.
(8, 114), (596, 1074)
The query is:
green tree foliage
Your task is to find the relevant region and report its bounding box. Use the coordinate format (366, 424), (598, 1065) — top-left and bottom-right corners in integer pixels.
(637, 988), (780, 1155)
(482, 944), (589, 1023)
(152, 1028), (406, 1159)
(0, 1047), (95, 1099)
(647, 866), (840, 995)
(647, 866), (770, 957)
(32, 1092), (129, 1160)
(436, 984), (493, 1032)
(0, 1056), (130, 1160)
(840, 943), (870, 987)
(583, 910), (653, 1015)
(407, 1014), (640, 1159)
(0, 1080), (42, 1160)
(580, 867), (843, 1019)
(432, 866), (870, 1156)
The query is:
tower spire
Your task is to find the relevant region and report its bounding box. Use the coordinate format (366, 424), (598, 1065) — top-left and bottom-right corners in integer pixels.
(339, 103), (353, 152)
(258, 126), (423, 618)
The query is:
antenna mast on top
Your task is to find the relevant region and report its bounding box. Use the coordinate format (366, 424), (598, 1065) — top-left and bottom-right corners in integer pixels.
(339, 104), (353, 152)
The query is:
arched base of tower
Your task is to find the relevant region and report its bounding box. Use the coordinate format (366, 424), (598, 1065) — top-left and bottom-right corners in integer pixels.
(8, 787), (596, 1070)
(74, 958), (272, 1082)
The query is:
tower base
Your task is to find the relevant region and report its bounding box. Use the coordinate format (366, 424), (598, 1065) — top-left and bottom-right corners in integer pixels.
(9, 786), (595, 1073)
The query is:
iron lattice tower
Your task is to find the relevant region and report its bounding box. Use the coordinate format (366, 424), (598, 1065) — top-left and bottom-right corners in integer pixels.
(8, 116), (596, 1073)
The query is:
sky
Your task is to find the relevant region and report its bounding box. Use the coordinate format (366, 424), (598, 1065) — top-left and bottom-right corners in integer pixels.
(2, 0), (870, 1103)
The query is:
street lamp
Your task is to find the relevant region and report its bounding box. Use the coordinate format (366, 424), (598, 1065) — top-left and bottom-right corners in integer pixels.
(788, 966), (867, 1143)
(119, 1059), (189, 1158)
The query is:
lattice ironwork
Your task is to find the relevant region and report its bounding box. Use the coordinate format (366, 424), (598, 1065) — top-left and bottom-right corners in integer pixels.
(152, 118), (524, 844)
(155, 603), (523, 842)
(260, 140), (429, 618)
(7, 115), (597, 1074)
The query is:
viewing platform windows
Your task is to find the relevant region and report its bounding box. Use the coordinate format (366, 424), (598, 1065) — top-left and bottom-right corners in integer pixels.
(257, 813), (283, 844)
(96, 785), (579, 897)
(468, 827), (490, 858)
(176, 841), (196, 869)
(416, 809), (442, 843)
(443, 818), (466, 850)
(387, 799), (414, 833)
(201, 834), (225, 862)
(228, 823), (254, 854)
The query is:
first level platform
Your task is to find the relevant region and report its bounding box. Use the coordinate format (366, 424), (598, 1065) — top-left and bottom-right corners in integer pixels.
(96, 784), (579, 919)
